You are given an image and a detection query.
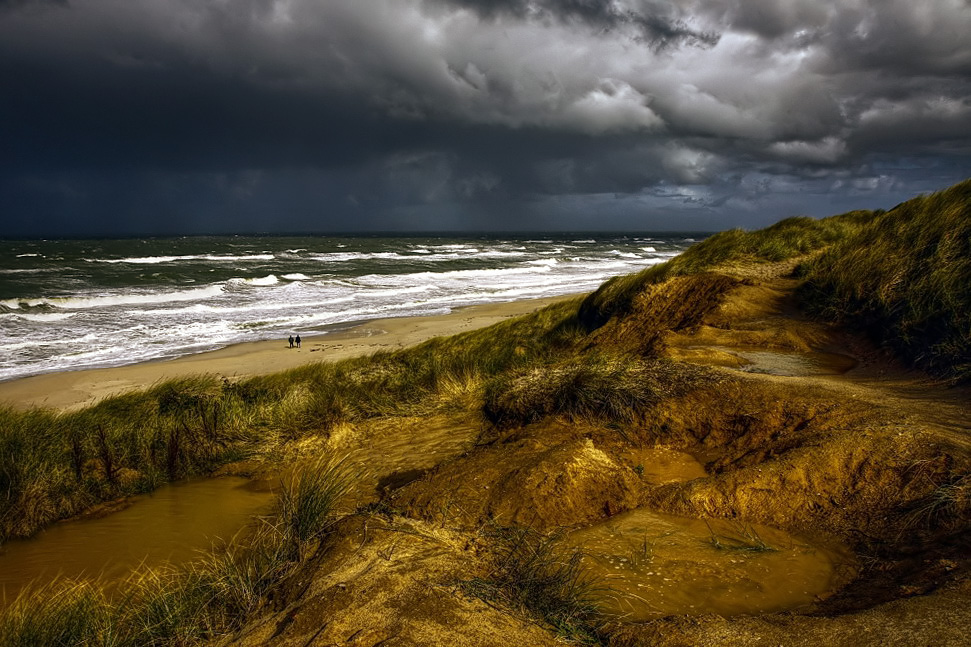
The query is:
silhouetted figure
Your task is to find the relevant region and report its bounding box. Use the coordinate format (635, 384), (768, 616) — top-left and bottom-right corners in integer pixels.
(288, 335), (294, 348)
(295, 335), (301, 348)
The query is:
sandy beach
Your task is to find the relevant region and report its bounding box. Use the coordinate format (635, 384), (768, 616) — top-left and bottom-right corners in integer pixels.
(0, 295), (578, 412)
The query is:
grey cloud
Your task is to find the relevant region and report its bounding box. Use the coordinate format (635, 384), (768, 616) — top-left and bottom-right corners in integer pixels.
(0, 0), (968, 236)
(432, 0), (719, 49)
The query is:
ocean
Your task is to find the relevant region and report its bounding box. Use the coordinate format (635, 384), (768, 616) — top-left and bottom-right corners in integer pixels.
(0, 234), (699, 381)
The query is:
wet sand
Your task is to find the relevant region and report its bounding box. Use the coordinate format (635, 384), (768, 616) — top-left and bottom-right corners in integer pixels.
(0, 295), (578, 412)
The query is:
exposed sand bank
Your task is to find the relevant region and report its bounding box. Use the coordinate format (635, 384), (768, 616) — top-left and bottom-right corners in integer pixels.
(0, 295), (577, 412)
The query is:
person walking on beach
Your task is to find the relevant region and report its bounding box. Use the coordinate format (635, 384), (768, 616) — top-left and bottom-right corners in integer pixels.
(295, 335), (301, 348)
(288, 335), (294, 348)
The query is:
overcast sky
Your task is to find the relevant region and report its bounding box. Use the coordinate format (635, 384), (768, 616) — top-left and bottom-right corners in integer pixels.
(1, 0), (969, 236)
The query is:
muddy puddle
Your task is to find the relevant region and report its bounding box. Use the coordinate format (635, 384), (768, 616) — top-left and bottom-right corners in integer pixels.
(625, 447), (708, 484)
(0, 476), (274, 602)
(568, 510), (851, 620)
(713, 346), (857, 377)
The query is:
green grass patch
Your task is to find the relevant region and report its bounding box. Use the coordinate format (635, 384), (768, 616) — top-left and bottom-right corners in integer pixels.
(579, 212), (873, 328)
(799, 179), (971, 382)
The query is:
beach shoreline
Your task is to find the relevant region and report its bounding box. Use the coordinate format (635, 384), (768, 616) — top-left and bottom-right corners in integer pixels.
(0, 294), (580, 412)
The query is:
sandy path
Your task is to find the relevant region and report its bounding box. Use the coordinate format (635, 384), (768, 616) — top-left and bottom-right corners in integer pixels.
(0, 295), (578, 412)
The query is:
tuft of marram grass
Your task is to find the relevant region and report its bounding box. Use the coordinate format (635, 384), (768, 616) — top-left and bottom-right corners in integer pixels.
(278, 454), (358, 554)
(483, 354), (720, 430)
(461, 525), (605, 645)
(0, 579), (110, 647)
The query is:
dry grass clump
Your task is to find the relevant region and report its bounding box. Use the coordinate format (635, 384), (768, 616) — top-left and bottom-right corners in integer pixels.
(902, 474), (971, 532)
(461, 525), (604, 645)
(800, 179), (971, 382)
(278, 455), (357, 554)
(483, 354), (719, 430)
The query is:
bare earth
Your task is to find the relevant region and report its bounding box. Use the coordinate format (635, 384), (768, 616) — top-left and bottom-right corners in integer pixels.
(213, 262), (971, 647)
(0, 295), (574, 412)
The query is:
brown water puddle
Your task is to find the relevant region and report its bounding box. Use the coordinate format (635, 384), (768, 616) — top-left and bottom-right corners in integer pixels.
(568, 510), (851, 620)
(625, 447), (708, 484)
(0, 477), (273, 602)
(712, 346), (857, 377)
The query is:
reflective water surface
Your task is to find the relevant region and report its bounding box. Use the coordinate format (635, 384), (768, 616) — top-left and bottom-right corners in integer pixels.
(625, 447), (708, 484)
(568, 509), (851, 620)
(0, 477), (273, 602)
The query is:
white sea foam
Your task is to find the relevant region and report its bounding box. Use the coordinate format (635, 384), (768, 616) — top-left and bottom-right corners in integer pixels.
(641, 246), (656, 252)
(282, 273), (311, 281)
(1, 285), (224, 310)
(0, 268), (59, 275)
(94, 254), (275, 264)
(526, 259), (558, 266)
(12, 312), (78, 322)
(572, 239), (596, 244)
(238, 275), (279, 286)
(15, 253), (41, 258)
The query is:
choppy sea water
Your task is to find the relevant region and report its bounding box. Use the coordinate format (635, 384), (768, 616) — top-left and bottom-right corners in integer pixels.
(0, 234), (699, 381)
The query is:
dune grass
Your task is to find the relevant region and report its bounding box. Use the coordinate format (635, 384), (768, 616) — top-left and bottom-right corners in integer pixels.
(578, 212), (874, 328)
(461, 525), (604, 645)
(0, 299), (585, 541)
(278, 454), (357, 554)
(2, 179), (968, 544)
(799, 179), (971, 382)
(483, 354), (720, 430)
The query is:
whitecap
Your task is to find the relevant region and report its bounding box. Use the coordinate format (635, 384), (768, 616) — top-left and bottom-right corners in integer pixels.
(641, 247), (656, 252)
(13, 312), (78, 322)
(282, 273), (311, 281)
(2, 285), (224, 310)
(236, 275), (279, 286)
(572, 239), (596, 244)
(94, 254), (274, 264)
(15, 253), (42, 258)
(478, 250), (527, 257)
(526, 259), (558, 266)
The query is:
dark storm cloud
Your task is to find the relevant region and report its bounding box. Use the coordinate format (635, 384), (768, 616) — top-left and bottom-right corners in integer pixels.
(0, 0), (969, 236)
(432, 0), (720, 49)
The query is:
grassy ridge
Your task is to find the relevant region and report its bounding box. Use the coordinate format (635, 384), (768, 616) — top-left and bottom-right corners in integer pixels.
(578, 212), (874, 328)
(0, 299), (584, 541)
(800, 180), (971, 382)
